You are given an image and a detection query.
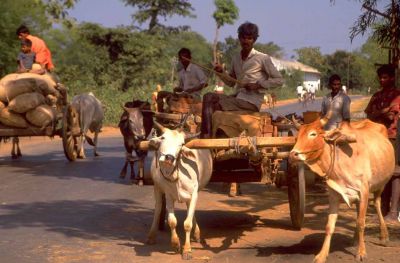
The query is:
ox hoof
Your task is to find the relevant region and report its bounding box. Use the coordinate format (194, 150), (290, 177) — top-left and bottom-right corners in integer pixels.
(356, 252), (367, 262)
(171, 242), (181, 253)
(119, 174), (126, 179)
(313, 254), (327, 263)
(11, 155), (18, 160)
(94, 152), (100, 157)
(182, 251), (192, 260)
(138, 180), (144, 186)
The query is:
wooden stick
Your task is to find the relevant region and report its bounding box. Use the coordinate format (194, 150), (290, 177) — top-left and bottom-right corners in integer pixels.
(181, 57), (244, 85)
(138, 136), (296, 151)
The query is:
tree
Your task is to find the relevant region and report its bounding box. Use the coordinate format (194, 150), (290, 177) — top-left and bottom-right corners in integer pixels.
(122, 0), (195, 33)
(336, 0), (400, 66)
(254, 42), (284, 58)
(212, 0), (239, 64)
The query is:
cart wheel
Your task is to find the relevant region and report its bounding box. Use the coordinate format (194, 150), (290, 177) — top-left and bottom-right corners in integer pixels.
(62, 106), (78, 161)
(288, 162), (305, 230)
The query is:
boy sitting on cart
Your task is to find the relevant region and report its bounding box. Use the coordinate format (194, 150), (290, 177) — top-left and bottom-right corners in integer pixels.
(156, 48), (208, 113)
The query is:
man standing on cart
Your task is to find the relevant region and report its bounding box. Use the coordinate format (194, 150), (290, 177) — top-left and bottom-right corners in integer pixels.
(200, 22), (284, 139)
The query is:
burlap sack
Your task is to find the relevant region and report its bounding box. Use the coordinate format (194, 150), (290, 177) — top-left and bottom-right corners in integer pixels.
(0, 73), (58, 102)
(8, 92), (45, 113)
(0, 108), (28, 128)
(26, 104), (56, 128)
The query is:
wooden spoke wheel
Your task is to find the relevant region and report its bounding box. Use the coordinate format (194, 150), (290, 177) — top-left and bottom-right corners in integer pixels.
(61, 106), (78, 161)
(287, 161), (305, 230)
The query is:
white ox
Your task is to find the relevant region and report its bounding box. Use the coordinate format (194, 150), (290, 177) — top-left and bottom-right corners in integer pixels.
(70, 92), (104, 158)
(146, 123), (213, 260)
(289, 116), (394, 263)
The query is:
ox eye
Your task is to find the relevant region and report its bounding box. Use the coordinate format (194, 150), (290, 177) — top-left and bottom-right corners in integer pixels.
(309, 131), (317, 137)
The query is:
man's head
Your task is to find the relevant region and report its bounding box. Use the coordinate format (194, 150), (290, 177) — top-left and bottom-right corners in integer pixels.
(328, 74), (342, 94)
(16, 25), (30, 40)
(20, 39), (32, 53)
(238, 22), (259, 52)
(377, 64), (396, 89)
(178, 47), (191, 68)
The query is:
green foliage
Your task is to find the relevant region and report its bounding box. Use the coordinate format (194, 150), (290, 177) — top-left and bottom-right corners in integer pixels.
(212, 0), (239, 28)
(122, 0), (195, 32)
(254, 42), (284, 58)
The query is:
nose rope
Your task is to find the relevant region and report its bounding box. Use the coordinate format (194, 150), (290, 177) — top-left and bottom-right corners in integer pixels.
(157, 146), (183, 183)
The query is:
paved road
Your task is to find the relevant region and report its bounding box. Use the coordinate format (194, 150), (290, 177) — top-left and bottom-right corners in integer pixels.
(0, 99), (399, 263)
(262, 95), (365, 119)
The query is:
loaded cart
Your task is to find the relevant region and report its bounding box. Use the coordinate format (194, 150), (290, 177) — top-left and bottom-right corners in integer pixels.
(0, 73), (80, 161)
(141, 96), (306, 229)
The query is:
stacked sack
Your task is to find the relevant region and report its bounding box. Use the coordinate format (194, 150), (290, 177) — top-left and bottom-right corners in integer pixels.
(0, 73), (61, 129)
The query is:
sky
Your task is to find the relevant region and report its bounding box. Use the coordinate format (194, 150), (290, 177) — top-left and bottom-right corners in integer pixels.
(68, 0), (372, 59)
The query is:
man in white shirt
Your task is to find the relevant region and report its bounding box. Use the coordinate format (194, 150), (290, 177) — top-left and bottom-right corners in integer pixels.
(309, 84), (316, 101)
(156, 48), (208, 112)
(200, 22), (283, 138)
(297, 83), (304, 101)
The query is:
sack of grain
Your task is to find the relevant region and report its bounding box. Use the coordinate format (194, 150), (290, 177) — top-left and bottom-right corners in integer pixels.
(0, 108), (28, 128)
(0, 73), (59, 102)
(8, 92), (45, 113)
(26, 104), (56, 128)
(0, 74), (37, 102)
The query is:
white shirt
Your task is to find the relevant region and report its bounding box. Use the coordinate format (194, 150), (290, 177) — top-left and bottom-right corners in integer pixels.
(222, 48), (283, 110)
(297, 85), (304, 94)
(178, 63), (207, 98)
(309, 85), (316, 93)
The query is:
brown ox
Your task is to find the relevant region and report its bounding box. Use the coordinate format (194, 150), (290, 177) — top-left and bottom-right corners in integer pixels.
(289, 117), (394, 263)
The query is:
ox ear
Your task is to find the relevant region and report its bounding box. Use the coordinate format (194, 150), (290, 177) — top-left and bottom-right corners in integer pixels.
(181, 146), (196, 160)
(184, 132), (200, 143)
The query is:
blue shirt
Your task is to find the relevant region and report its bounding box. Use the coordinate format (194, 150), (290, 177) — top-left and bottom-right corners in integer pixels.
(17, 52), (36, 70)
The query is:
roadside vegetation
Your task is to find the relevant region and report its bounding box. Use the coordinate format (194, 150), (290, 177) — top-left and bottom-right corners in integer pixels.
(0, 0), (392, 124)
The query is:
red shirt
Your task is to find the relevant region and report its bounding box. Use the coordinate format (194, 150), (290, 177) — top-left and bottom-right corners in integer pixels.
(26, 35), (54, 70)
(365, 87), (400, 138)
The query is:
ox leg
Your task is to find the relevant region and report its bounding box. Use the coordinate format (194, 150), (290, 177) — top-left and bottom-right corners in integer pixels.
(119, 158), (128, 179)
(166, 198), (180, 253)
(146, 185), (163, 245)
(355, 190), (369, 261)
(11, 137), (21, 159)
(229, 182), (241, 197)
(186, 202), (200, 243)
(182, 190), (199, 260)
(314, 189), (340, 263)
(138, 158), (144, 186)
(373, 190), (389, 244)
(129, 161), (136, 184)
(93, 131), (99, 157)
(78, 135), (86, 159)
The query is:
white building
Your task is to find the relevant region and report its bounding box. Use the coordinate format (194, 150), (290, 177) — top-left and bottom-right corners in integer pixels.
(271, 57), (321, 90)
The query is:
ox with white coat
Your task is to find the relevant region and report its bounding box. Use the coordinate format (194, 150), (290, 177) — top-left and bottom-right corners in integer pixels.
(146, 122), (213, 259)
(69, 92), (104, 158)
(289, 116), (394, 263)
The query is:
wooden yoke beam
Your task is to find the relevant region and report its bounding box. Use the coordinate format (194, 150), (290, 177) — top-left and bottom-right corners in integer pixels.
(138, 136), (296, 151)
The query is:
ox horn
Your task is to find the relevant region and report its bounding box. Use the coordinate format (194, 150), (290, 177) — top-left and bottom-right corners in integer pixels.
(153, 120), (167, 133)
(184, 132), (200, 143)
(320, 110), (333, 127)
(291, 115), (301, 130)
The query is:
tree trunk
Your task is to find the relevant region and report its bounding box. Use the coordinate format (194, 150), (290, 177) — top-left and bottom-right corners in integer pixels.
(213, 25), (220, 64)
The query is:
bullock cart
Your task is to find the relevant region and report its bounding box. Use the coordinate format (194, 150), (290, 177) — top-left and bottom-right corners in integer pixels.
(0, 73), (80, 161)
(140, 109), (306, 229)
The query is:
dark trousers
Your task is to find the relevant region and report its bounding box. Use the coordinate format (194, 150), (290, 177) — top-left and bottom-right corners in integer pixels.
(200, 93), (222, 138)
